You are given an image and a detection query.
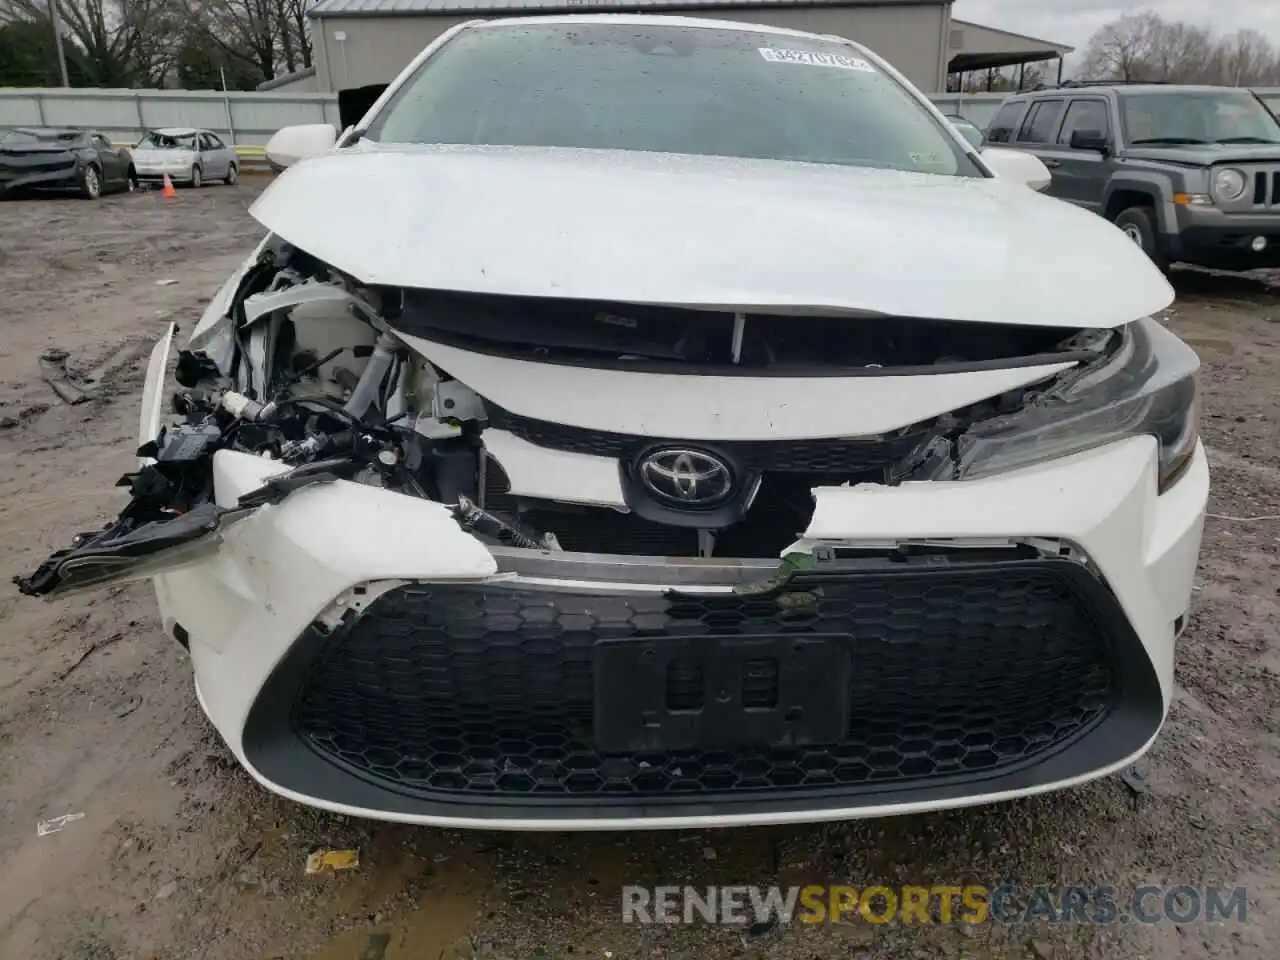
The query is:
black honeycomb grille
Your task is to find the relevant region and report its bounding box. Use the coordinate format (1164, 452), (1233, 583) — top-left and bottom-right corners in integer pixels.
(293, 563), (1120, 800)
(485, 406), (927, 475)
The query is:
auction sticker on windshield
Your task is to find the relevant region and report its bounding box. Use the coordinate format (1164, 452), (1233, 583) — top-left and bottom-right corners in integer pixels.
(758, 48), (876, 72)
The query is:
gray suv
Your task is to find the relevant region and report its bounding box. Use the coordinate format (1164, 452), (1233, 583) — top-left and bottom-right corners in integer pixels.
(987, 82), (1280, 273)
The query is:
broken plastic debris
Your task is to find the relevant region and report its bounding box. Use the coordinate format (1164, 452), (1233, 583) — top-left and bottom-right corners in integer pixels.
(305, 848), (360, 874)
(38, 349), (91, 405)
(1119, 760), (1152, 797)
(37, 812), (85, 836)
(732, 551), (817, 595)
(156, 278), (179, 286)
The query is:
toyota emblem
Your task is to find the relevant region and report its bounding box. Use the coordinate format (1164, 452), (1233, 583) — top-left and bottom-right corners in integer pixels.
(637, 448), (734, 507)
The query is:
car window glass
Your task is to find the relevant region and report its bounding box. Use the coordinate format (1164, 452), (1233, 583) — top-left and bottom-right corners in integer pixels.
(206, 134), (225, 149)
(368, 23), (982, 177)
(1017, 100), (1064, 144)
(1121, 90), (1280, 144)
(985, 101), (1026, 143)
(93, 134), (112, 149)
(1057, 100), (1109, 145)
(139, 132), (198, 150)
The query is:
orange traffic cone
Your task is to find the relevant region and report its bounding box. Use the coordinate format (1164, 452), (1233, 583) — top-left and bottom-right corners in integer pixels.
(160, 174), (177, 198)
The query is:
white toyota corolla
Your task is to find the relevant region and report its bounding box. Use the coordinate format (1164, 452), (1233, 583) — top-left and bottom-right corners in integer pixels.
(18, 15), (1208, 831)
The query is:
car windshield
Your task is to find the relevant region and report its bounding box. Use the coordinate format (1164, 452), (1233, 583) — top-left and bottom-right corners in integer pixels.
(367, 23), (980, 176)
(1121, 90), (1280, 145)
(137, 131), (198, 150)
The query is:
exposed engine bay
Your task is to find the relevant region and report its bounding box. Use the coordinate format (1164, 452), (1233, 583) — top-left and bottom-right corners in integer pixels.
(14, 235), (1124, 598)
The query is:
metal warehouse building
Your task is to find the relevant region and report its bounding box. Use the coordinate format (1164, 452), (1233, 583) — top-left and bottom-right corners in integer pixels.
(301, 0), (1072, 96)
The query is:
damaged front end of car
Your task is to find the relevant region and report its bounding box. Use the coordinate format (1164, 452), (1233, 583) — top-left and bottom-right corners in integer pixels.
(14, 225), (1198, 602)
(11, 217), (1208, 825)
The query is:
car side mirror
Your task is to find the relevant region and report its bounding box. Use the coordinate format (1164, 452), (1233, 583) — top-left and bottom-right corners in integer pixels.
(1070, 129), (1110, 153)
(264, 123), (339, 170)
(980, 146), (1052, 192)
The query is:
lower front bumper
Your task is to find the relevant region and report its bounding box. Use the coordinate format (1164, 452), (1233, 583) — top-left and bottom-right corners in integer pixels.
(136, 170), (193, 183)
(241, 552), (1162, 825)
(1163, 222), (1280, 270)
(168, 436), (1208, 829)
(0, 168), (79, 192)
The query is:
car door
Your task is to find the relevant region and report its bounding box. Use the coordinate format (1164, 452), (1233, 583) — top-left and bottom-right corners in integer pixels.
(90, 133), (124, 185)
(207, 130), (232, 177)
(1049, 98), (1113, 213)
(205, 133), (232, 178)
(1009, 98), (1067, 198)
(198, 134), (223, 179)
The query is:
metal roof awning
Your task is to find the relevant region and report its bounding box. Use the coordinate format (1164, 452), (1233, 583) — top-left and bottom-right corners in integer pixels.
(947, 19), (1072, 74)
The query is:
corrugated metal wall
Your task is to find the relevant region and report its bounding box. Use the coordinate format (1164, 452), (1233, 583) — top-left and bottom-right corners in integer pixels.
(3, 89), (1278, 146)
(0, 89), (342, 147)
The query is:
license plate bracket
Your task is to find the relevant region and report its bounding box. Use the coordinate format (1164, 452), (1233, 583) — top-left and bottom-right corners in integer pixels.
(593, 634), (850, 753)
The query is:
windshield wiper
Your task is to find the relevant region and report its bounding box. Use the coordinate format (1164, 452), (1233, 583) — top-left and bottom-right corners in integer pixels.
(1130, 137), (1210, 145)
(1215, 136), (1280, 144)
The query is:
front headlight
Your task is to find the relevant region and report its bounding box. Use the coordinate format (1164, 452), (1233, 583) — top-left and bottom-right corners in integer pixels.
(1211, 167), (1248, 203)
(948, 319), (1200, 493)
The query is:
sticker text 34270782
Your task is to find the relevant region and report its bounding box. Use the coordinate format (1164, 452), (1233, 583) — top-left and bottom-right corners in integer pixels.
(758, 48), (877, 72)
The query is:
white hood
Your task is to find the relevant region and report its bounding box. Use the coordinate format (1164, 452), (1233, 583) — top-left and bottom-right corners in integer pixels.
(249, 144), (1174, 329)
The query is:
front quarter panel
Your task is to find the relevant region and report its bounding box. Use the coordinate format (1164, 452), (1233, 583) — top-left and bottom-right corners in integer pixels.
(158, 451), (499, 750)
(138, 322), (176, 458)
(1104, 167), (1187, 233)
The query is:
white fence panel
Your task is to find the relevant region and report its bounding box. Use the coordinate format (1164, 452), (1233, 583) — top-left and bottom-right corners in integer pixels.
(0, 94), (44, 127)
(929, 93), (1009, 129)
(0, 88), (342, 147)
(135, 93), (234, 137)
(226, 94), (338, 142)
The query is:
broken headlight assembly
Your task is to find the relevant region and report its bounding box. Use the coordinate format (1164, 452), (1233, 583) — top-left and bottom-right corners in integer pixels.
(942, 317), (1200, 492)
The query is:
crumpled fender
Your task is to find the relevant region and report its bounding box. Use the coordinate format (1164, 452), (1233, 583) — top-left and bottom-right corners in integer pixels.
(138, 322), (176, 462)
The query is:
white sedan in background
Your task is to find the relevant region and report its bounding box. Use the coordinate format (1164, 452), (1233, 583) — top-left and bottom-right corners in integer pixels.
(19, 15), (1206, 832)
(130, 127), (239, 187)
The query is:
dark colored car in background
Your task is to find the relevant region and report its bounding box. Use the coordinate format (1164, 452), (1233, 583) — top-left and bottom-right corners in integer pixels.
(986, 83), (1280, 273)
(0, 127), (137, 200)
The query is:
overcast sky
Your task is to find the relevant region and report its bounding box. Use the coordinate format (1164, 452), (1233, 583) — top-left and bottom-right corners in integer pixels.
(953, 0), (1280, 63)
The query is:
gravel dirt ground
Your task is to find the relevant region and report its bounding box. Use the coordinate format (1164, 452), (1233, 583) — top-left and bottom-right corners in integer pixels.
(0, 182), (1277, 960)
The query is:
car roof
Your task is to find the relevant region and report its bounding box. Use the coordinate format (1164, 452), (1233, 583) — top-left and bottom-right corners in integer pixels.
(468, 12), (862, 46)
(1027, 83), (1257, 97)
(12, 126), (86, 136)
(152, 127), (205, 136)
(1112, 84), (1262, 95)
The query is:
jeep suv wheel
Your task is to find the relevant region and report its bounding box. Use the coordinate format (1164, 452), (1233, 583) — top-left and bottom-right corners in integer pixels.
(1114, 207), (1168, 272)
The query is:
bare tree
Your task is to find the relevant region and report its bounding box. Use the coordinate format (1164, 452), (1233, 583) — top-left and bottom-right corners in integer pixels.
(0, 0), (182, 85)
(1080, 10), (1280, 86)
(192, 0), (279, 81)
(1217, 28), (1279, 86)
(1081, 12), (1163, 81)
(1146, 20), (1214, 82)
(182, 0), (312, 83)
(278, 0), (313, 73)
